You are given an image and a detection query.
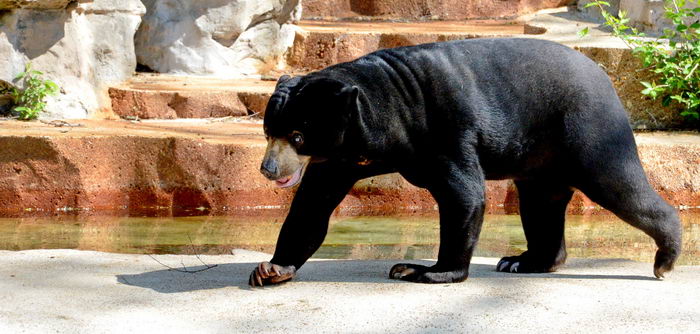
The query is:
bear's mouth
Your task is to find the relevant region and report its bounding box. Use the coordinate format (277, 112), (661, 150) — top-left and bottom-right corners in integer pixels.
(274, 162), (308, 188)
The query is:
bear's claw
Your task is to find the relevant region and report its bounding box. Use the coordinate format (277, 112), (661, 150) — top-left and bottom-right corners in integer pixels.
(496, 258), (520, 273)
(249, 262), (296, 287)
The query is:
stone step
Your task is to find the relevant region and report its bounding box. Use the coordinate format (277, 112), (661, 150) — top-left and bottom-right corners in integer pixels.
(289, 20), (541, 72)
(0, 119), (698, 217)
(109, 12), (689, 129)
(110, 20), (539, 120)
(302, 0), (574, 21)
(108, 74), (277, 119)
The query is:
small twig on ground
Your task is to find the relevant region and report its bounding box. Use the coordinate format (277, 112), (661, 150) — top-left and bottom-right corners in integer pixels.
(123, 115), (141, 122)
(40, 120), (83, 127)
(207, 113), (261, 124)
(147, 255), (217, 273)
(147, 234), (218, 274)
(188, 234), (216, 269)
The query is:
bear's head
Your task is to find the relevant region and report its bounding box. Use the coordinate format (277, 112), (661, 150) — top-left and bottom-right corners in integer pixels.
(260, 74), (360, 188)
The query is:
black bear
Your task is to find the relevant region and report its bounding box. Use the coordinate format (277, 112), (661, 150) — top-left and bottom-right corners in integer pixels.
(249, 38), (682, 286)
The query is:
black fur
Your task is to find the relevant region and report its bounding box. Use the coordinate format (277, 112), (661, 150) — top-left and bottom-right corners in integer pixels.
(260, 38), (682, 284)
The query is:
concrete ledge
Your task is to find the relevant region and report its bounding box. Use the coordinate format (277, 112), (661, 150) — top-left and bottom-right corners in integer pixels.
(0, 120), (698, 216)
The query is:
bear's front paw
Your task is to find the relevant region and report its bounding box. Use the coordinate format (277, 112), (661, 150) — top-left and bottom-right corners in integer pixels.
(249, 262), (296, 287)
(389, 263), (468, 284)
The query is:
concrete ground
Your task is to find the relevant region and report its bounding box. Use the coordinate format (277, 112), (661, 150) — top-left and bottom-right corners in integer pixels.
(0, 249), (698, 333)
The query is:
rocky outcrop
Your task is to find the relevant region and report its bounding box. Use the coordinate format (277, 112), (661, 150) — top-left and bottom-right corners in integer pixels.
(134, 0), (301, 77)
(0, 0), (145, 119)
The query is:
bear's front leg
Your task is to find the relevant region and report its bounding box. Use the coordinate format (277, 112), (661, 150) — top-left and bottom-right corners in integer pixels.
(391, 159), (485, 283)
(249, 162), (361, 287)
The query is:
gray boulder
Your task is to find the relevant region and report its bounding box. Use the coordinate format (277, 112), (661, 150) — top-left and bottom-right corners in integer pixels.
(0, 0), (145, 119)
(135, 0), (301, 77)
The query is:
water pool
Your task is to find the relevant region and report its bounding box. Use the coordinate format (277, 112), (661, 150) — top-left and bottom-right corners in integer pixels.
(0, 213), (698, 265)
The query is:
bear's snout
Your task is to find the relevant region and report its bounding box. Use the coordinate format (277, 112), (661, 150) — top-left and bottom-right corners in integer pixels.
(260, 158), (279, 180)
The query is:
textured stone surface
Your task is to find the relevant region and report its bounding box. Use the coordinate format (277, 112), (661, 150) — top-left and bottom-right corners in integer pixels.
(108, 75), (276, 119)
(134, 0), (301, 77)
(576, 0), (620, 20)
(108, 89), (251, 119)
(0, 0), (75, 10)
(287, 20), (533, 72)
(0, 120), (698, 217)
(0, 0), (145, 119)
(302, 0), (575, 20)
(620, 0), (699, 35)
(578, 0), (699, 35)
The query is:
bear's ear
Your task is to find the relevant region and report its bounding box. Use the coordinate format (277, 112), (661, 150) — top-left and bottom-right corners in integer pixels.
(339, 85), (360, 119)
(340, 85), (359, 104)
(276, 75), (292, 88)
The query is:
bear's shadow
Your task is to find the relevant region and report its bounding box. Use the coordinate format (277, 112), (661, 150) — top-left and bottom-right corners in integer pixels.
(116, 259), (657, 294)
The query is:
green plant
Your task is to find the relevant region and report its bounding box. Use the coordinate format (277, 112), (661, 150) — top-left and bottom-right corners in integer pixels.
(11, 63), (59, 120)
(580, 0), (700, 122)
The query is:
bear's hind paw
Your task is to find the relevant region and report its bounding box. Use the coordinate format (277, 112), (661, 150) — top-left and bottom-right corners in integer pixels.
(496, 254), (562, 274)
(496, 257), (521, 273)
(389, 263), (468, 283)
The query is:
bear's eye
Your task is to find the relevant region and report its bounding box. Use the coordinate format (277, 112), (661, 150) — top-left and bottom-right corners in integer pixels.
(291, 132), (304, 146)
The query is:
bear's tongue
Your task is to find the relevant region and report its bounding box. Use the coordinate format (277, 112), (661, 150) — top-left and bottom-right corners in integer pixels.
(275, 166), (303, 188)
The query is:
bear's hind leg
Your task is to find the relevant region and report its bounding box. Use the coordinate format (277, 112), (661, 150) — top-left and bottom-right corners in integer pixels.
(390, 158), (485, 283)
(497, 180), (573, 273)
(577, 164), (682, 279)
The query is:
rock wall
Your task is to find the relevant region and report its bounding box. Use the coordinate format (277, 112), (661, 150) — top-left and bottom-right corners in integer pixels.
(578, 0), (699, 35)
(621, 0), (699, 35)
(134, 0), (301, 77)
(0, 0), (145, 119)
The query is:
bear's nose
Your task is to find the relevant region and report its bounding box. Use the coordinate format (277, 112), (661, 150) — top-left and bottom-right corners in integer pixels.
(260, 158), (279, 179)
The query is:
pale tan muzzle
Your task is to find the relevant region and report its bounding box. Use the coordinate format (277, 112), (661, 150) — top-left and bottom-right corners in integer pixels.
(260, 138), (310, 188)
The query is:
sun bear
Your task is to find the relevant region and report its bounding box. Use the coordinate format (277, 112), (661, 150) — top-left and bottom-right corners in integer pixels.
(249, 38), (681, 286)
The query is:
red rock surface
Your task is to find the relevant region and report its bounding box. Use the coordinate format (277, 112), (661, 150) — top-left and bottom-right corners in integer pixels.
(289, 20), (535, 72)
(109, 75), (276, 119)
(0, 120), (697, 217)
(303, 0), (574, 20)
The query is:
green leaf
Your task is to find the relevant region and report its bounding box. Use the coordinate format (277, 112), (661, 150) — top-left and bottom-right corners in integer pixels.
(578, 27), (590, 38)
(677, 24), (688, 31)
(680, 111), (700, 119)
